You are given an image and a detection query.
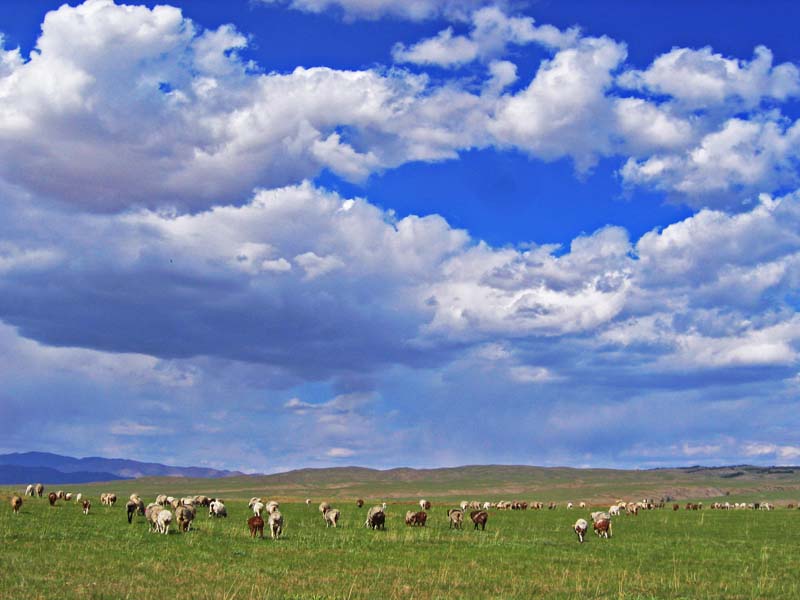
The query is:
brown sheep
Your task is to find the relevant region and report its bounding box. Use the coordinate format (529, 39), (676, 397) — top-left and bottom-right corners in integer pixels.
(11, 495), (22, 514)
(48, 492), (57, 506)
(176, 505), (195, 532)
(594, 519), (612, 539)
(470, 510), (488, 531)
(673, 503), (680, 511)
(82, 500), (91, 515)
(248, 515), (264, 538)
(447, 508), (463, 529)
(356, 499), (364, 508)
(411, 511), (427, 526)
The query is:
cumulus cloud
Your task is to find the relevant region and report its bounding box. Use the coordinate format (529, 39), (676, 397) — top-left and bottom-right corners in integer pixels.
(392, 6), (579, 67)
(256, 0), (508, 21)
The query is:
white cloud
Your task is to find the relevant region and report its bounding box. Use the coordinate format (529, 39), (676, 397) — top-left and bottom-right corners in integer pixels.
(257, 0), (505, 22)
(618, 45), (800, 110)
(392, 7), (579, 67)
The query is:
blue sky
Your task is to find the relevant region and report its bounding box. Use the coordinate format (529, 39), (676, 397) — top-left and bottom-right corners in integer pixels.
(1, 0), (799, 472)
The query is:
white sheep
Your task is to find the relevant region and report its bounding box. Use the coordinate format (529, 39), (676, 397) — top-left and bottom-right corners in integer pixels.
(209, 500), (227, 518)
(323, 508), (340, 528)
(566, 502), (574, 510)
(252, 501), (265, 517)
(574, 518), (588, 543)
(25, 485), (34, 497)
(268, 510), (283, 539)
(460, 501), (468, 511)
(266, 501), (279, 514)
(157, 510), (173, 535)
(248, 497), (262, 509)
(609, 505), (620, 516)
(305, 498), (311, 506)
(75, 493), (82, 503)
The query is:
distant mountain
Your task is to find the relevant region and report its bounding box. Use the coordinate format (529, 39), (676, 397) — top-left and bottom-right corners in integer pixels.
(0, 452), (244, 480)
(0, 464), (127, 485)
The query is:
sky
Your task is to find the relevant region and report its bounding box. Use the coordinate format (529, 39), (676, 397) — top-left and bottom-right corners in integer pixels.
(1, 0), (800, 473)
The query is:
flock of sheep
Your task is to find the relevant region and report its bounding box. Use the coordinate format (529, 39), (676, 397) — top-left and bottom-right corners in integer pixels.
(7, 485), (790, 544)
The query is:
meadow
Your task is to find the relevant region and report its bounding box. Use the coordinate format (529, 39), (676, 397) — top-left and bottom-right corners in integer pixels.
(3, 484), (800, 599)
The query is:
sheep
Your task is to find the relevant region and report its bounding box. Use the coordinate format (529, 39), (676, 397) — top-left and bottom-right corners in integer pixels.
(146, 504), (163, 532)
(419, 499), (431, 511)
(319, 502), (331, 514)
(25, 485), (34, 497)
(356, 499), (364, 508)
(48, 492), (57, 506)
(323, 508), (340, 528)
(447, 509), (463, 529)
(35, 483), (44, 498)
(56, 490), (65, 500)
(176, 505), (195, 532)
(106, 493), (117, 506)
(248, 515), (264, 538)
(470, 510), (488, 531)
(252, 501), (265, 517)
(609, 505), (620, 516)
(126, 498), (145, 524)
(579, 502), (586, 509)
(156, 510), (172, 535)
(268, 510), (284, 539)
(566, 502), (574, 510)
(406, 511), (427, 527)
(82, 500), (91, 515)
(673, 503), (680, 511)
(156, 494), (169, 506)
(548, 502), (557, 510)
(266, 501), (279, 515)
(305, 499), (311, 506)
(75, 493), (82, 503)
(365, 509), (385, 530)
(65, 493), (73, 502)
(209, 500), (227, 518)
(460, 501), (469, 512)
(11, 495), (22, 514)
(482, 502), (491, 510)
(574, 518), (588, 543)
(248, 497), (262, 510)
(194, 496), (211, 507)
(594, 519), (612, 539)
(170, 498), (181, 510)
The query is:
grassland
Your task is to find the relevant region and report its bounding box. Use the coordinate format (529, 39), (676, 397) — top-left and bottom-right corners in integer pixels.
(4, 465), (800, 599)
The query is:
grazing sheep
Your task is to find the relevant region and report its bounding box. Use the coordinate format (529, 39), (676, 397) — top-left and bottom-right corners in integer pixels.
(156, 510), (172, 535)
(574, 518), (588, 543)
(268, 510), (283, 539)
(82, 500), (91, 515)
(56, 490), (65, 500)
(447, 509), (463, 529)
(146, 504), (163, 532)
(323, 508), (340, 528)
(319, 502), (331, 514)
(107, 493), (117, 506)
(195, 496), (211, 507)
(126, 498), (145, 524)
(419, 499), (431, 511)
(365, 509), (385, 530)
(248, 515), (264, 538)
(266, 501), (279, 515)
(248, 497), (262, 510)
(252, 502), (265, 517)
(673, 503), (680, 511)
(460, 501), (469, 512)
(176, 505), (195, 532)
(75, 493), (82, 503)
(405, 511), (427, 527)
(156, 495), (169, 506)
(170, 498), (181, 510)
(356, 499), (364, 508)
(65, 493), (73, 502)
(209, 500), (227, 518)
(11, 495), (22, 514)
(35, 483), (44, 498)
(48, 492), (57, 506)
(305, 498), (311, 506)
(470, 510), (488, 531)
(591, 511), (610, 523)
(405, 510), (416, 526)
(594, 519), (612, 539)
(567, 502), (574, 510)
(579, 502), (586, 509)
(548, 502), (557, 510)
(25, 485), (34, 497)
(609, 505), (620, 516)
(482, 502), (491, 510)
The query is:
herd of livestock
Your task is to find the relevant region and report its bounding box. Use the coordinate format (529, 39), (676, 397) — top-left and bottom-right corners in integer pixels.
(5, 484), (789, 543)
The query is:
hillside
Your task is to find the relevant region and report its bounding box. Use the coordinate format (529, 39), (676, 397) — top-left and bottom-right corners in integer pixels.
(23, 463), (800, 504)
(0, 465), (128, 485)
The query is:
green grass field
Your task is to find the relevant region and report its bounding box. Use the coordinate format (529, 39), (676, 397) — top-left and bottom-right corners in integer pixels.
(3, 489), (800, 599)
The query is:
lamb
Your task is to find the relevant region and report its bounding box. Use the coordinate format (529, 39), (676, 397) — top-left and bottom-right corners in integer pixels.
(447, 509), (463, 529)
(82, 500), (91, 515)
(470, 510), (488, 531)
(574, 518), (588, 543)
(48, 492), (57, 506)
(323, 507), (340, 528)
(156, 509), (172, 535)
(25, 485), (34, 497)
(209, 500), (227, 518)
(593, 519), (612, 539)
(35, 483), (44, 498)
(11, 495), (22, 514)
(176, 505), (195, 532)
(268, 510), (283, 539)
(248, 515), (264, 538)
(252, 501), (265, 517)
(419, 499), (431, 511)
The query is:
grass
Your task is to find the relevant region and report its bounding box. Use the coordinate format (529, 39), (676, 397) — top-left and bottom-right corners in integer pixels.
(3, 491), (800, 599)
